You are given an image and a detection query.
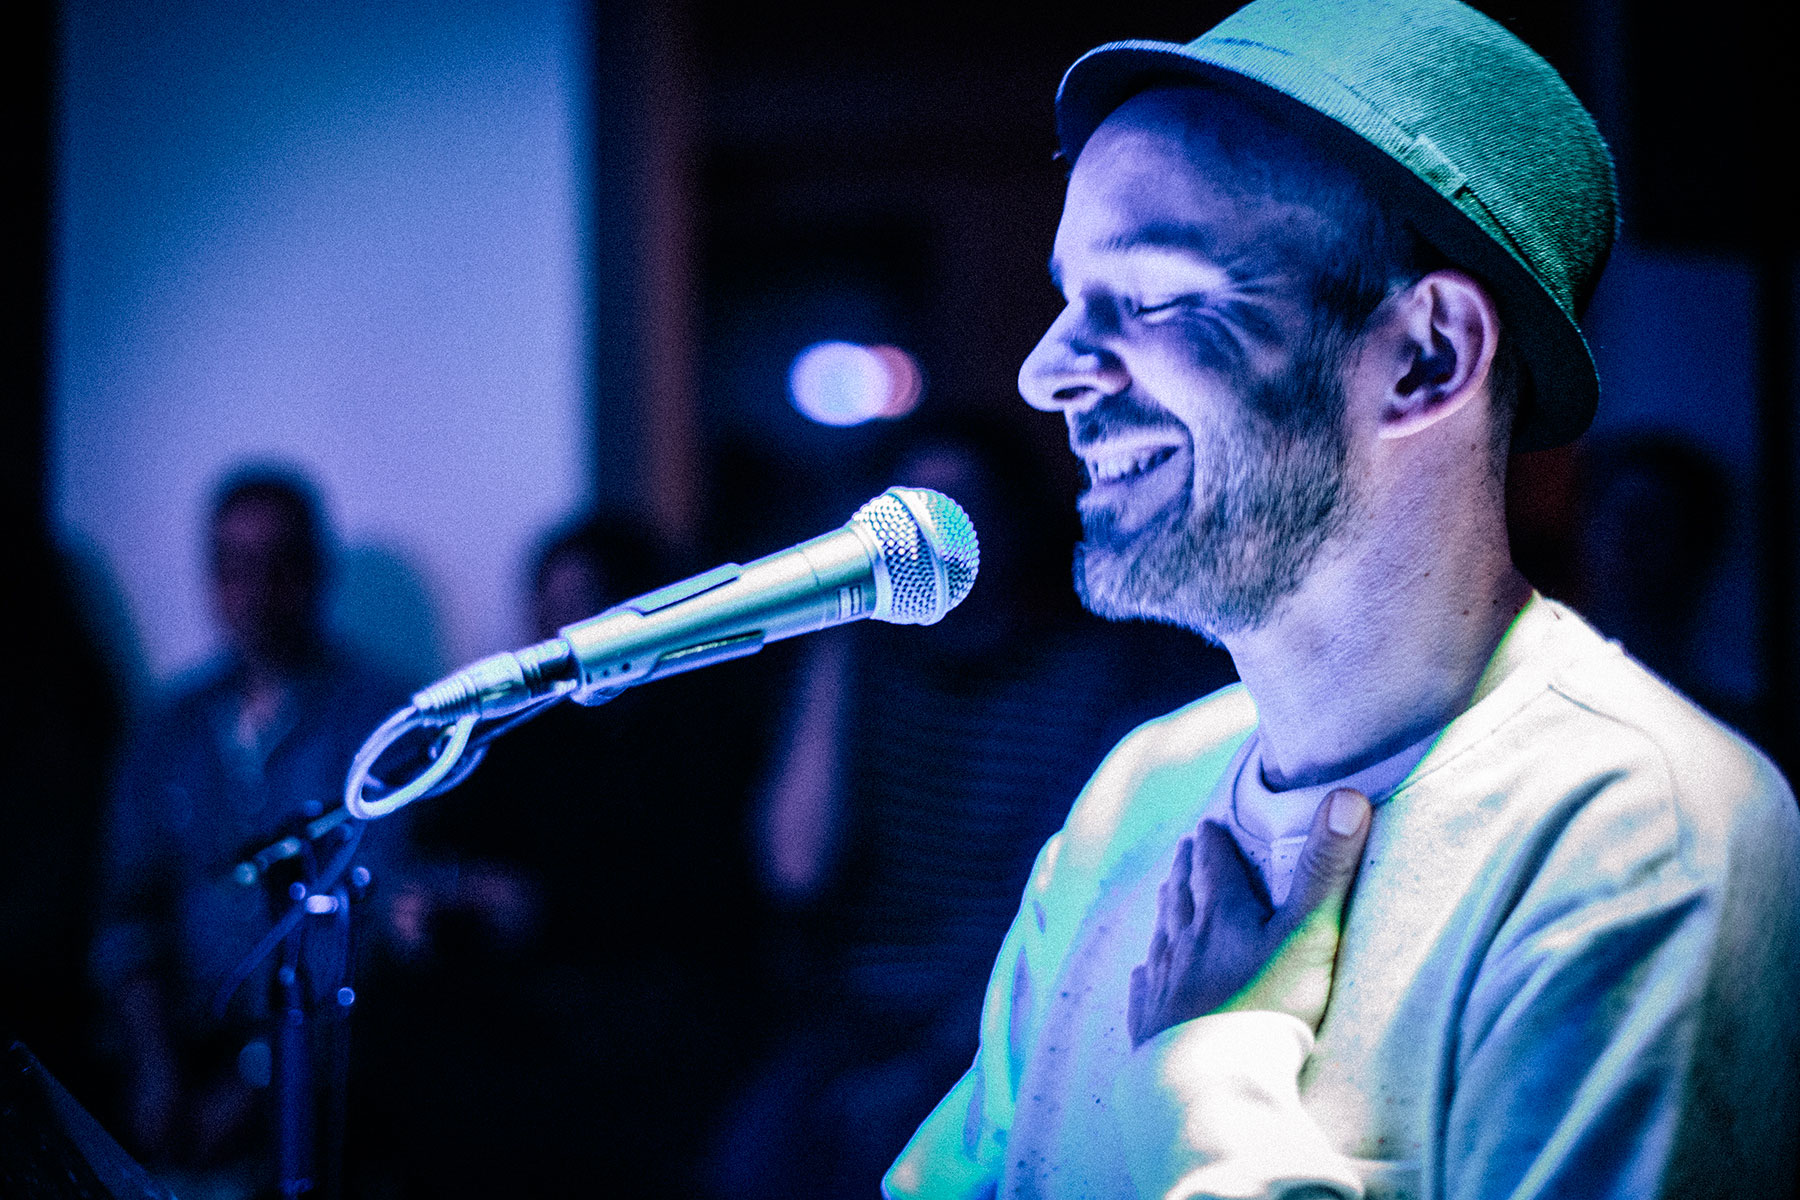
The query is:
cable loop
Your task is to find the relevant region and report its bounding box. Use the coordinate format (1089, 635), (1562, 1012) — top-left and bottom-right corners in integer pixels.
(343, 706), (478, 820)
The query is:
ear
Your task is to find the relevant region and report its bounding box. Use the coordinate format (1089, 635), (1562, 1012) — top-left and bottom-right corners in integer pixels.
(1375, 269), (1500, 440)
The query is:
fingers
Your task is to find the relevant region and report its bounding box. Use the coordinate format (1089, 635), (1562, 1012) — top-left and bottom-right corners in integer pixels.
(1128, 963), (1147, 1043)
(1162, 836), (1195, 928)
(1130, 929), (1172, 1047)
(1135, 837), (1196, 1047)
(1193, 818), (1269, 917)
(1280, 788), (1371, 926)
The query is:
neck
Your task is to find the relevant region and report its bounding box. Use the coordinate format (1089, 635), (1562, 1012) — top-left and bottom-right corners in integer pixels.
(1221, 482), (1530, 789)
(236, 632), (323, 691)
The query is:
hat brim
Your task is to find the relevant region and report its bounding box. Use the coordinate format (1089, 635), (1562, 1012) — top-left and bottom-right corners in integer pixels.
(1056, 43), (1599, 453)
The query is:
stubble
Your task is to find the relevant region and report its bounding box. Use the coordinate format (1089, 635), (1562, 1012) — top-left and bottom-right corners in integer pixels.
(1073, 349), (1353, 642)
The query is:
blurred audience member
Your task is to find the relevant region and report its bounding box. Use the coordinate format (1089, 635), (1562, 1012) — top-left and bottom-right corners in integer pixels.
(0, 528), (126, 1101)
(1573, 433), (1750, 728)
(1504, 442), (1584, 604)
(708, 419), (1235, 1199)
(363, 513), (762, 1198)
(90, 466), (406, 1188)
(528, 515), (667, 640)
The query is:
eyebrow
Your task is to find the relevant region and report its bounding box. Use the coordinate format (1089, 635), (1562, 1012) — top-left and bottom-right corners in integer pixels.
(1098, 221), (1226, 260)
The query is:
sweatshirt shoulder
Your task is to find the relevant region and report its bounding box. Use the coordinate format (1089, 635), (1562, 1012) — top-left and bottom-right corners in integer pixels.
(1096, 683), (1257, 780)
(1057, 684), (1256, 873)
(1539, 632), (1797, 871)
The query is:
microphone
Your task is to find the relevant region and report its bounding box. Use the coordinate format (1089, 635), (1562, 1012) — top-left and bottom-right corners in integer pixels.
(409, 487), (979, 724)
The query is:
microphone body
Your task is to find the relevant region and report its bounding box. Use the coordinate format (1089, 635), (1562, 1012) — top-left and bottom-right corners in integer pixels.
(410, 487), (978, 723)
(562, 517), (877, 695)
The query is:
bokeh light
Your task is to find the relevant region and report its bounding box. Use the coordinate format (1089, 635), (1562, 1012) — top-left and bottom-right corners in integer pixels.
(788, 341), (923, 426)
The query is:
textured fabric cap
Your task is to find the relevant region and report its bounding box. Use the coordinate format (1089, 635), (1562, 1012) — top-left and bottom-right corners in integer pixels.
(1055, 0), (1618, 451)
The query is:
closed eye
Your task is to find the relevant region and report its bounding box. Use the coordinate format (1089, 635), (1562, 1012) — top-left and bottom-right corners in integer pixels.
(1131, 296), (1251, 371)
(1132, 294), (1207, 321)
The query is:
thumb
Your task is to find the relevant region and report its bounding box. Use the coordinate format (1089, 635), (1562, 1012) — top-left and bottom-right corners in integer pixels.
(1279, 788), (1371, 929)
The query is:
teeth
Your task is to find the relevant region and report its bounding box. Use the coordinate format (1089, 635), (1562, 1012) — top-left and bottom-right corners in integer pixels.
(1087, 446), (1174, 483)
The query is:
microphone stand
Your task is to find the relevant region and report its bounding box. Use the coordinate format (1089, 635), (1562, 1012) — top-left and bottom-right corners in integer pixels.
(220, 699), (567, 1195)
(221, 808), (368, 1199)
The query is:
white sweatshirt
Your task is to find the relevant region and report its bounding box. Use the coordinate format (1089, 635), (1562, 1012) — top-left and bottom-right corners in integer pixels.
(885, 596), (1800, 1199)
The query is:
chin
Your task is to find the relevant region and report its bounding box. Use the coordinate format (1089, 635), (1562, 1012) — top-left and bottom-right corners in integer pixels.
(1074, 550), (1222, 647)
(1071, 500), (1308, 646)
(1073, 505), (1227, 646)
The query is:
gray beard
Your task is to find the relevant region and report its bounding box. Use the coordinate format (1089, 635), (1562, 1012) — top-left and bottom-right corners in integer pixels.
(1073, 375), (1352, 643)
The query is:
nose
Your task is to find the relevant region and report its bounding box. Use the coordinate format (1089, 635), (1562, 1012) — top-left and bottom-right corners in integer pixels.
(1018, 302), (1130, 413)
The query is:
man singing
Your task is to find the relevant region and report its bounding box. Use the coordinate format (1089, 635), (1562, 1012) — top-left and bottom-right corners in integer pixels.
(886, 1), (1800, 1196)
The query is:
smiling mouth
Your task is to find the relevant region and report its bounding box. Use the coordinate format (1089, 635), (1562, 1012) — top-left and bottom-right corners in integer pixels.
(1084, 444), (1180, 486)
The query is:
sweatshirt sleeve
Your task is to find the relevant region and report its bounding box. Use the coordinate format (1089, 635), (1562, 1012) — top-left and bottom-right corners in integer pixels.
(886, 1008), (1365, 1200)
(883, 833), (1062, 1200)
(1114, 1011), (1363, 1200)
(1441, 751), (1800, 1200)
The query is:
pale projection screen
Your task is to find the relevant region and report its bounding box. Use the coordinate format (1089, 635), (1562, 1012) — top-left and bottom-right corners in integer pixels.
(53, 0), (593, 693)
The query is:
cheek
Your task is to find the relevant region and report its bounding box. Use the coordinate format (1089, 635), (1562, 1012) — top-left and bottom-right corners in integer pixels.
(1125, 347), (1248, 455)
(1131, 315), (1272, 409)
(1164, 317), (1252, 381)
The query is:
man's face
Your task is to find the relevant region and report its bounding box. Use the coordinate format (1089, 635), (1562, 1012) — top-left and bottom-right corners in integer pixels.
(1019, 92), (1357, 640)
(212, 496), (321, 665)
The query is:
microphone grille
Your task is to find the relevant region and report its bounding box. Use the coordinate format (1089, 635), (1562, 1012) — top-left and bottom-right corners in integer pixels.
(853, 487), (980, 624)
(910, 488), (980, 609)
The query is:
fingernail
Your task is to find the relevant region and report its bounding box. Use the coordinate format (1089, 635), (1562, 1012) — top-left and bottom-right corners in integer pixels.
(1328, 788), (1367, 835)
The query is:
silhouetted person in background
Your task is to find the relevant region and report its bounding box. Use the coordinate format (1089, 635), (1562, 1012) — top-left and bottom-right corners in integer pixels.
(1508, 432), (1761, 748)
(707, 420), (1234, 1199)
(363, 513), (762, 1199)
(91, 466), (405, 1194)
(0, 528), (126, 1104)
(527, 516), (667, 641)
(1575, 433), (1742, 716)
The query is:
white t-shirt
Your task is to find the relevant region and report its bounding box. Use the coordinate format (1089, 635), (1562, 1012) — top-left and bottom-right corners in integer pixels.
(1225, 729), (1441, 904)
